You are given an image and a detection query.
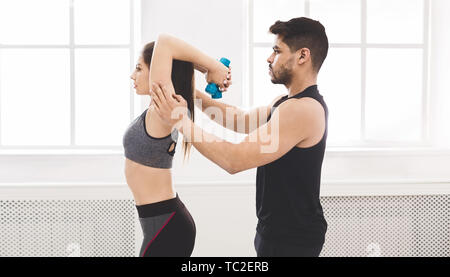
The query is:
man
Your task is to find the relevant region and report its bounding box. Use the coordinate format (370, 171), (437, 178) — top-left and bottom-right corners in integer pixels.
(150, 17), (329, 257)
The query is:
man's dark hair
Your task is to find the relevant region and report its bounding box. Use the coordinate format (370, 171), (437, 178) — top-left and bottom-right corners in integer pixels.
(269, 17), (328, 72)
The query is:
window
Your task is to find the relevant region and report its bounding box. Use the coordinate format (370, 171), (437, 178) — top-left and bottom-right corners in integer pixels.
(250, 0), (429, 147)
(0, 0), (139, 150)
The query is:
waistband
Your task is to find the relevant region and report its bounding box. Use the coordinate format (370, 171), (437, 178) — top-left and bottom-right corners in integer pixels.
(135, 193), (185, 218)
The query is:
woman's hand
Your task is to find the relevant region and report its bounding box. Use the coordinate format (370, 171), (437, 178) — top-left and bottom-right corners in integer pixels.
(205, 61), (232, 92)
(149, 82), (190, 129)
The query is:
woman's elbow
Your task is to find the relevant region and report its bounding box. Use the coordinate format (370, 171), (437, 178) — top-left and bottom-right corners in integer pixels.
(155, 33), (174, 49)
(157, 33), (170, 42)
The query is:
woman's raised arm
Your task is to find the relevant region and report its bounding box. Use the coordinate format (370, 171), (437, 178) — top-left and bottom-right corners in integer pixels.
(149, 34), (230, 92)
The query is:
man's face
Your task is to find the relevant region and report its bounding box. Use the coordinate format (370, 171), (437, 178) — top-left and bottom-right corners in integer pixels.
(267, 36), (295, 85)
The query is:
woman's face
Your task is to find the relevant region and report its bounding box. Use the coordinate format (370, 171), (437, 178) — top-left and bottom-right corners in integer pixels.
(130, 56), (150, 95)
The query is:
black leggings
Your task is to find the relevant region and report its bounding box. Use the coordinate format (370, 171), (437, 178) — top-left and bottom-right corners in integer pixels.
(254, 232), (323, 257)
(136, 193), (196, 257)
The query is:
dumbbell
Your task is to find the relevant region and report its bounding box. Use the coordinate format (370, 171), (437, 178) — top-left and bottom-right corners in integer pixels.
(205, 57), (231, 99)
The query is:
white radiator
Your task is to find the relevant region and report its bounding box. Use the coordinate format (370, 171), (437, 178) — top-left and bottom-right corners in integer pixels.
(0, 199), (137, 257)
(321, 195), (450, 257)
(0, 184), (449, 257)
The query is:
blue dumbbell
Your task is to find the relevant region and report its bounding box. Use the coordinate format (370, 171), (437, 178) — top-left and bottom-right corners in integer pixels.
(205, 57), (231, 99)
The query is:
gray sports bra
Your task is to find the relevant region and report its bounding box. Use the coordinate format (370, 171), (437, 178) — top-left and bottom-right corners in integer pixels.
(123, 108), (178, 169)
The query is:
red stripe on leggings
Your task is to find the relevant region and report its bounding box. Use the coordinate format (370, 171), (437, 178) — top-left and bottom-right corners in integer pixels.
(142, 211), (176, 257)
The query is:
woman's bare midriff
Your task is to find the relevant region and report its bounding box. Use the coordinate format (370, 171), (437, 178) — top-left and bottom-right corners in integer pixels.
(125, 158), (176, 206)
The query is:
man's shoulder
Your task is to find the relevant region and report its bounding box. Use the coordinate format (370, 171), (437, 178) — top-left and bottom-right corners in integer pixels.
(279, 96), (323, 115)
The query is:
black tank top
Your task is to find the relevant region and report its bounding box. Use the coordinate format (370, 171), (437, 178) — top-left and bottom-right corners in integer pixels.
(256, 84), (328, 247)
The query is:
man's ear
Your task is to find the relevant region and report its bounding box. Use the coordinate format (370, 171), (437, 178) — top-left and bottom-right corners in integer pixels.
(297, 48), (310, 65)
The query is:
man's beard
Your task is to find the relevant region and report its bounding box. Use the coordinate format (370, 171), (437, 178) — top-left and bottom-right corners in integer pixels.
(270, 58), (294, 85)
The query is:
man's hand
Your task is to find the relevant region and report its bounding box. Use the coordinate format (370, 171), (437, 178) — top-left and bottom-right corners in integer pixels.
(205, 62), (232, 92)
(149, 82), (189, 129)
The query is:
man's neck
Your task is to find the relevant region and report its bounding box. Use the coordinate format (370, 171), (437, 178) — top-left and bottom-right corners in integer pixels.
(286, 75), (317, 97)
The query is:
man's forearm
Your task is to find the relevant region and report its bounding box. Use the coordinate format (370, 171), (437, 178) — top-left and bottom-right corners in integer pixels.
(195, 89), (248, 134)
(179, 117), (238, 174)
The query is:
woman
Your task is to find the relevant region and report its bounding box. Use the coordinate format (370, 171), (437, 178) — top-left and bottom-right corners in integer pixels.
(123, 34), (231, 257)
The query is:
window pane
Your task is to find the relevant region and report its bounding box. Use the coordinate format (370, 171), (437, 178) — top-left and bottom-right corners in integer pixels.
(252, 47), (285, 108)
(0, 0), (69, 44)
(367, 0), (424, 44)
(75, 49), (131, 145)
(253, 0), (305, 43)
(318, 48), (361, 144)
(309, 0), (360, 43)
(74, 0), (130, 44)
(366, 49), (423, 141)
(0, 49), (70, 145)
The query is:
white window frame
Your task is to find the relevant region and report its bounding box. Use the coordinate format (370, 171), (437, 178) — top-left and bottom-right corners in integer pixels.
(0, 0), (142, 152)
(248, 0), (431, 148)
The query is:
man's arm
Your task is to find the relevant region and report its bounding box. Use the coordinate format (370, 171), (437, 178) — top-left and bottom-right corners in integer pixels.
(195, 89), (285, 134)
(179, 98), (321, 174)
(149, 81), (321, 174)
